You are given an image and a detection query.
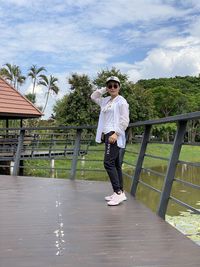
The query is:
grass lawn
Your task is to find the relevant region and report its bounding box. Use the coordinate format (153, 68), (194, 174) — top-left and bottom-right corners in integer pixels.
(23, 143), (200, 180)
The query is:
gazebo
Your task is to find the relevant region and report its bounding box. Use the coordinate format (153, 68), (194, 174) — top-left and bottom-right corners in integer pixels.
(0, 77), (43, 127)
(0, 77), (43, 174)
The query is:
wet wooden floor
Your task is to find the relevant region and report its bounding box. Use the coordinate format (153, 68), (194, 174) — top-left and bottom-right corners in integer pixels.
(0, 175), (199, 267)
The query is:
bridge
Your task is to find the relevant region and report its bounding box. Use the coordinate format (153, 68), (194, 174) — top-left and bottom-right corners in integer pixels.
(0, 111), (200, 266)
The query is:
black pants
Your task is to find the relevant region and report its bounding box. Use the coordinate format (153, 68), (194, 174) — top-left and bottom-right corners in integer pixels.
(104, 132), (124, 193)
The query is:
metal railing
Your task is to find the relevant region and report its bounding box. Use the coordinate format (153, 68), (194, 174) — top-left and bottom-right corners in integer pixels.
(0, 111), (200, 219)
(128, 111), (200, 219)
(0, 125), (97, 179)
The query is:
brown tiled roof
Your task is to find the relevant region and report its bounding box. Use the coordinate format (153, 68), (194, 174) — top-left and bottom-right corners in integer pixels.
(0, 78), (43, 119)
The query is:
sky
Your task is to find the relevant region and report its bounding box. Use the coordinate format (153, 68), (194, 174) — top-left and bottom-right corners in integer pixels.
(0, 0), (200, 119)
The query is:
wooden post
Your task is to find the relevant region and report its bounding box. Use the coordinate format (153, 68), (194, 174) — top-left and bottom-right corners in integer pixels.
(157, 120), (187, 219)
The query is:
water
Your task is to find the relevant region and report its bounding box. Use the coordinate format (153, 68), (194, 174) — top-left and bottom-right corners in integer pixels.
(124, 164), (200, 245)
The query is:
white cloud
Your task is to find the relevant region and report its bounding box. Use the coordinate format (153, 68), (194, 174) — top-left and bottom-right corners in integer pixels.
(162, 36), (200, 49)
(127, 46), (200, 82)
(120, 26), (179, 49)
(0, 16), (113, 71)
(86, 0), (189, 28)
(1, 0), (200, 118)
(187, 17), (200, 38)
(0, 0), (95, 8)
(13, 21), (107, 53)
(0, 0), (196, 70)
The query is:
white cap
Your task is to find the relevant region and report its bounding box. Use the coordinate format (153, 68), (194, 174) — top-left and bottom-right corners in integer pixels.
(106, 76), (120, 85)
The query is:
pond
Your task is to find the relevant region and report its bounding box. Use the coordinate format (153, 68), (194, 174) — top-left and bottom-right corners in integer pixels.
(124, 164), (200, 245)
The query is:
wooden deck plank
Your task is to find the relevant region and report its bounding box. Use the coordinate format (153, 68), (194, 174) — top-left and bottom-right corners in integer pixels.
(0, 175), (199, 267)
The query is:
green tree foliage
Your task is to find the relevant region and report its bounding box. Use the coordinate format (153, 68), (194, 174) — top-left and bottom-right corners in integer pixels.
(150, 86), (188, 117)
(24, 92), (42, 111)
(133, 84), (155, 121)
(94, 67), (129, 88)
(0, 63), (26, 90)
(152, 123), (177, 142)
(54, 73), (98, 126)
(137, 76), (200, 94)
(25, 93), (36, 104)
(145, 84), (189, 141)
(38, 75), (59, 113)
(186, 93), (200, 113)
(28, 64), (46, 94)
(184, 93), (200, 142)
(53, 95), (69, 125)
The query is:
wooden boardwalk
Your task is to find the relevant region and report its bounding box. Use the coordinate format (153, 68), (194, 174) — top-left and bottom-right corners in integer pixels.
(0, 175), (199, 267)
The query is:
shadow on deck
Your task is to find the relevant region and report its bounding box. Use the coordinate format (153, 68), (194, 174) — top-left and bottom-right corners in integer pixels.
(0, 175), (199, 267)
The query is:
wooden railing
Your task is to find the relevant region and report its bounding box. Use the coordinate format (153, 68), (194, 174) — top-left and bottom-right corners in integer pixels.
(0, 111), (200, 219)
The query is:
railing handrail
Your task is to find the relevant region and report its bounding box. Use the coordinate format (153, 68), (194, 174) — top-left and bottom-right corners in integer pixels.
(0, 125), (97, 132)
(129, 110), (200, 126)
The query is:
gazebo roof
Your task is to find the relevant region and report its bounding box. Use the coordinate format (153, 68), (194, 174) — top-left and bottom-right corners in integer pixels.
(0, 78), (43, 119)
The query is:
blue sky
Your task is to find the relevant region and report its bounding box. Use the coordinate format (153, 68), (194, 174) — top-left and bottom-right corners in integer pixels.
(0, 0), (200, 119)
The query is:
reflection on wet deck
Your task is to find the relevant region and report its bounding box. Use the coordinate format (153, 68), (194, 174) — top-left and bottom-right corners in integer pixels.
(0, 175), (199, 267)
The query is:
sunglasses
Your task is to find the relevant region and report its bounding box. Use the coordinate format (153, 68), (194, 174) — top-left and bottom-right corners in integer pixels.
(107, 84), (119, 89)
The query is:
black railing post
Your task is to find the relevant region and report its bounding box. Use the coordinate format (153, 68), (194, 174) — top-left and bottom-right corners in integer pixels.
(157, 120), (187, 219)
(31, 134), (38, 158)
(70, 129), (82, 180)
(130, 125), (152, 196)
(13, 129), (25, 176)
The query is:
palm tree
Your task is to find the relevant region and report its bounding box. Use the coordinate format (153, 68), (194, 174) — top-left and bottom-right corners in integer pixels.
(38, 75), (59, 112)
(14, 66), (26, 90)
(0, 63), (13, 83)
(28, 65), (46, 94)
(0, 63), (26, 90)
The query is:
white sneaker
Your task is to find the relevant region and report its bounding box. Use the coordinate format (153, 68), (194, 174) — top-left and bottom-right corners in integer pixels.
(107, 192), (125, 206)
(105, 192), (127, 202)
(105, 193), (115, 201)
(121, 192), (127, 201)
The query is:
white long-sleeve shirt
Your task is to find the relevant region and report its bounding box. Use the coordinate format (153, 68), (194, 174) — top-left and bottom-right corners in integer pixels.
(91, 87), (129, 148)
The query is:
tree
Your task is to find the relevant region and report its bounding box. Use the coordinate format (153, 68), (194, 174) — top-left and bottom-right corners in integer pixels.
(0, 63), (26, 90)
(132, 84), (155, 121)
(150, 86), (187, 117)
(137, 76), (200, 94)
(94, 67), (129, 88)
(149, 86), (188, 141)
(184, 93), (200, 142)
(28, 65), (46, 94)
(53, 95), (69, 125)
(38, 75), (59, 113)
(25, 93), (36, 104)
(55, 73), (99, 126)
